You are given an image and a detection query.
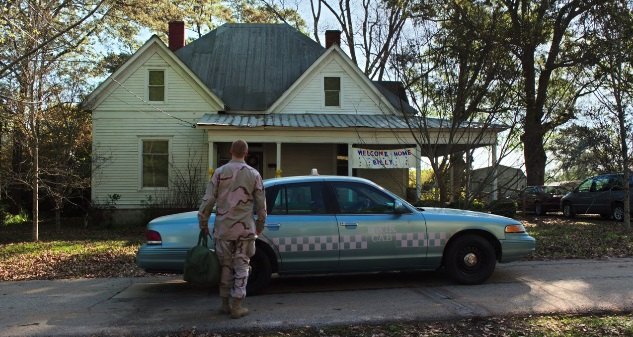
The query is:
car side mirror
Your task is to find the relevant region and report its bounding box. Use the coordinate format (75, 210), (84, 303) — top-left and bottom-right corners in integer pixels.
(394, 200), (409, 214)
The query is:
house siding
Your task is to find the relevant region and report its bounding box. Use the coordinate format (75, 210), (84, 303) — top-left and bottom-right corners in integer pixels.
(98, 52), (213, 112)
(277, 58), (389, 115)
(92, 51), (215, 210)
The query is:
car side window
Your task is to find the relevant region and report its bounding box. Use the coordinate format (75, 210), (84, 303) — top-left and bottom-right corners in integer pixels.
(332, 182), (394, 214)
(594, 176), (612, 191)
(267, 183), (326, 215)
(577, 178), (593, 193)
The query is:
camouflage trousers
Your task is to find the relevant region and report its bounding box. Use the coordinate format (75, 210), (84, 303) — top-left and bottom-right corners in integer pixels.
(215, 239), (256, 299)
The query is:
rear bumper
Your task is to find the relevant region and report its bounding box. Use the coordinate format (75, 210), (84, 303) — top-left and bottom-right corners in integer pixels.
(500, 236), (536, 262)
(136, 245), (188, 273)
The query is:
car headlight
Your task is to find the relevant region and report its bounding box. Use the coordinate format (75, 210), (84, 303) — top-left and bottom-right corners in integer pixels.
(505, 224), (526, 233)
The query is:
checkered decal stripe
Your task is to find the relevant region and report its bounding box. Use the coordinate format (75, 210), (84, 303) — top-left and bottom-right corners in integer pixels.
(395, 232), (425, 248)
(340, 234), (367, 250)
(272, 236), (338, 253)
(427, 232), (447, 247)
(271, 232), (447, 252)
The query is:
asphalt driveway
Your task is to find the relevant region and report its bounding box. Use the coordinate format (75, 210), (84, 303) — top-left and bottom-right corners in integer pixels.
(2, 258), (633, 337)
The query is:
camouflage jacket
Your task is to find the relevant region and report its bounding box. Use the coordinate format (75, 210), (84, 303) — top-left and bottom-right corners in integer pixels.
(198, 159), (267, 241)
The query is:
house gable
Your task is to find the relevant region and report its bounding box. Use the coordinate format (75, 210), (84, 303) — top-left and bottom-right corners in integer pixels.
(83, 36), (223, 112)
(270, 45), (399, 115)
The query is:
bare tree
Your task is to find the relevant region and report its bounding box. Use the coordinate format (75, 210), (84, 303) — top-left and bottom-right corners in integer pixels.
(306, 0), (413, 80)
(393, 1), (522, 206)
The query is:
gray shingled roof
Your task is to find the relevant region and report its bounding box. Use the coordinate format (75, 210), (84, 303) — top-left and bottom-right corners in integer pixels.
(198, 113), (458, 129)
(175, 24), (325, 111)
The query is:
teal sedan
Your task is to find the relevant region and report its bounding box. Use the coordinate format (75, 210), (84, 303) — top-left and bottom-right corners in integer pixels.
(137, 176), (535, 294)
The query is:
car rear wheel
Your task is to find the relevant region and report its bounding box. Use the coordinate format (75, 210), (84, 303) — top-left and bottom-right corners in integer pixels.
(612, 204), (625, 222)
(445, 235), (496, 285)
(246, 249), (272, 295)
(563, 203), (575, 218)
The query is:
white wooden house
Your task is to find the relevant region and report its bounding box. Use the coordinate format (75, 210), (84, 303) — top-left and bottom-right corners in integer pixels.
(83, 22), (502, 224)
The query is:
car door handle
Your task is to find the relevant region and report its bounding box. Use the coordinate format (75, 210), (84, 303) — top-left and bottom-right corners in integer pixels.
(264, 223), (281, 231)
(339, 222), (358, 229)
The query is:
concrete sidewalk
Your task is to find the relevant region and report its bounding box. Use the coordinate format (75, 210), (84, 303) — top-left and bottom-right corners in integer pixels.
(2, 258), (633, 337)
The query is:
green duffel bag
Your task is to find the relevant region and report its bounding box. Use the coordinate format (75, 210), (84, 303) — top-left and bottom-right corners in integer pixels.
(183, 230), (220, 287)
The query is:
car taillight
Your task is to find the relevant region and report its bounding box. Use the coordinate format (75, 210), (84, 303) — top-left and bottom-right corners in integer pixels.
(146, 230), (162, 245)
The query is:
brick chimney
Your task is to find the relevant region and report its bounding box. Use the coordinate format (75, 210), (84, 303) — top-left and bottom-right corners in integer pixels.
(325, 30), (341, 48)
(168, 21), (185, 51)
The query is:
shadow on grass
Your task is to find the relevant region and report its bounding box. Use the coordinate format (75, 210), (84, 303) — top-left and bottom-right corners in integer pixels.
(518, 214), (633, 260)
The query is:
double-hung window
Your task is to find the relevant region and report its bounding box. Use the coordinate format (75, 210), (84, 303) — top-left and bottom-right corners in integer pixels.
(142, 140), (169, 188)
(324, 77), (340, 107)
(148, 70), (165, 102)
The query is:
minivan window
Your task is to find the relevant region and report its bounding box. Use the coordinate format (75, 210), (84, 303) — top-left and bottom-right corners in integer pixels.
(577, 178), (593, 193)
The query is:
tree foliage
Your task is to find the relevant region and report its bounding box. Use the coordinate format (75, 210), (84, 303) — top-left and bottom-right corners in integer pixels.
(498, 0), (600, 186)
(393, 0), (522, 204)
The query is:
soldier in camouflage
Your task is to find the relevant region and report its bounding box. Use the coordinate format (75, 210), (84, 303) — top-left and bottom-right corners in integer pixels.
(198, 140), (267, 319)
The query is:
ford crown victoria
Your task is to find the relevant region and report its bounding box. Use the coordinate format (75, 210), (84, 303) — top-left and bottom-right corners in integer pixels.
(137, 176), (535, 294)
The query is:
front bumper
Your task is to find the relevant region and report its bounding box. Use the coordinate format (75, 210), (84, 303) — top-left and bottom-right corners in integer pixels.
(500, 235), (536, 262)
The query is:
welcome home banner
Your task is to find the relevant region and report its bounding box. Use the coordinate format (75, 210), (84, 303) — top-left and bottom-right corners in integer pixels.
(352, 148), (415, 169)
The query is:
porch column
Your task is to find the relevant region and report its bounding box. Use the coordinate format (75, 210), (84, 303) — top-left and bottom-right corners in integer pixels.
(208, 141), (216, 179)
(449, 155), (455, 203)
(491, 142), (498, 201)
(415, 145), (421, 202)
(347, 143), (354, 176)
(276, 142), (282, 177)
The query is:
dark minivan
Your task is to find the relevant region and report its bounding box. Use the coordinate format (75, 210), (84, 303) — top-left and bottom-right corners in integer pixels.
(560, 173), (633, 221)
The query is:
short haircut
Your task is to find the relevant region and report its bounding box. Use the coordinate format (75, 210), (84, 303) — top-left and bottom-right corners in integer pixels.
(230, 139), (248, 157)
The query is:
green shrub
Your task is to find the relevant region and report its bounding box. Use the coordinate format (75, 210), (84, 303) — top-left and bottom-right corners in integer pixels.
(3, 212), (30, 226)
(487, 198), (517, 218)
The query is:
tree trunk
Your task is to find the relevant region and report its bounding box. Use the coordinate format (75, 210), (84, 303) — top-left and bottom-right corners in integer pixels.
(618, 99), (631, 230)
(522, 106), (547, 186)
(32, 141), (39, 242)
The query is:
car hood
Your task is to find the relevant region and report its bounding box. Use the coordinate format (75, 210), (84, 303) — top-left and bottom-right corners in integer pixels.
(422, 207), (517, 222)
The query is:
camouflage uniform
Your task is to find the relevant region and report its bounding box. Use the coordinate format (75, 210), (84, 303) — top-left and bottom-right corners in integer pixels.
(198, 159), (266, 299)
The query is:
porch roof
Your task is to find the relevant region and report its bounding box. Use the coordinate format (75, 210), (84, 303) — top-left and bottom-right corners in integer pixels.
(197, 113), (488, 129)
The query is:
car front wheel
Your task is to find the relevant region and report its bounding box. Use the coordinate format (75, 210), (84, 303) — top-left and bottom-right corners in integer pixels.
(445, 235), (496, 285)
(612, 204), (625, 222)
(563, 203), (574, 218)
(246, 248), (272, 295)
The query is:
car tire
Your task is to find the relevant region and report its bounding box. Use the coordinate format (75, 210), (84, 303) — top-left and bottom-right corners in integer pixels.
(612, 204), (625, 222)
(246, 249), (272, 296)
(534, 203), (543, 216)
(445, 235), (496, 285)
(563, 203), (575, 218)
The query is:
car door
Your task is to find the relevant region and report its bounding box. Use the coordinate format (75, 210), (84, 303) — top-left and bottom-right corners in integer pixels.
(587, 175), (613, 214)
(570, 177), (595, 213)
(330, 181), (427, 271)
(263, 182), (339, 273)
(520, 186), (538, 211)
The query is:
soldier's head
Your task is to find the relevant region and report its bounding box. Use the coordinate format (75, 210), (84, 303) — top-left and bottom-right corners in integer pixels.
(230, 139), (249, 159)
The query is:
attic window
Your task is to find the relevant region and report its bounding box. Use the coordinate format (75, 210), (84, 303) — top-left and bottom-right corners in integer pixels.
(324, 77), (340, 107)
(148, 70), (165, 101)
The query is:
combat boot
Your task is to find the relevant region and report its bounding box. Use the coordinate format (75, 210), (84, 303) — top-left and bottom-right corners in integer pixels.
(230, 297), (249, 319)
(218, 296), (230, 314)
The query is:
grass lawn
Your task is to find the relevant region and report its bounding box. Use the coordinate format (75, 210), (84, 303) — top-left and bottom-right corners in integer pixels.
(1, 214), (633, 336)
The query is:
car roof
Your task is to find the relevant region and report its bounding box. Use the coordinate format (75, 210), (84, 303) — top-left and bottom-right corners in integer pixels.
(263, 175), (378, 187)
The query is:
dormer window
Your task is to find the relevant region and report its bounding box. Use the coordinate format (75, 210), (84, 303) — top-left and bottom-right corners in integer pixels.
(324, 77), (340, 107)
(148, 70), (165, 101)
